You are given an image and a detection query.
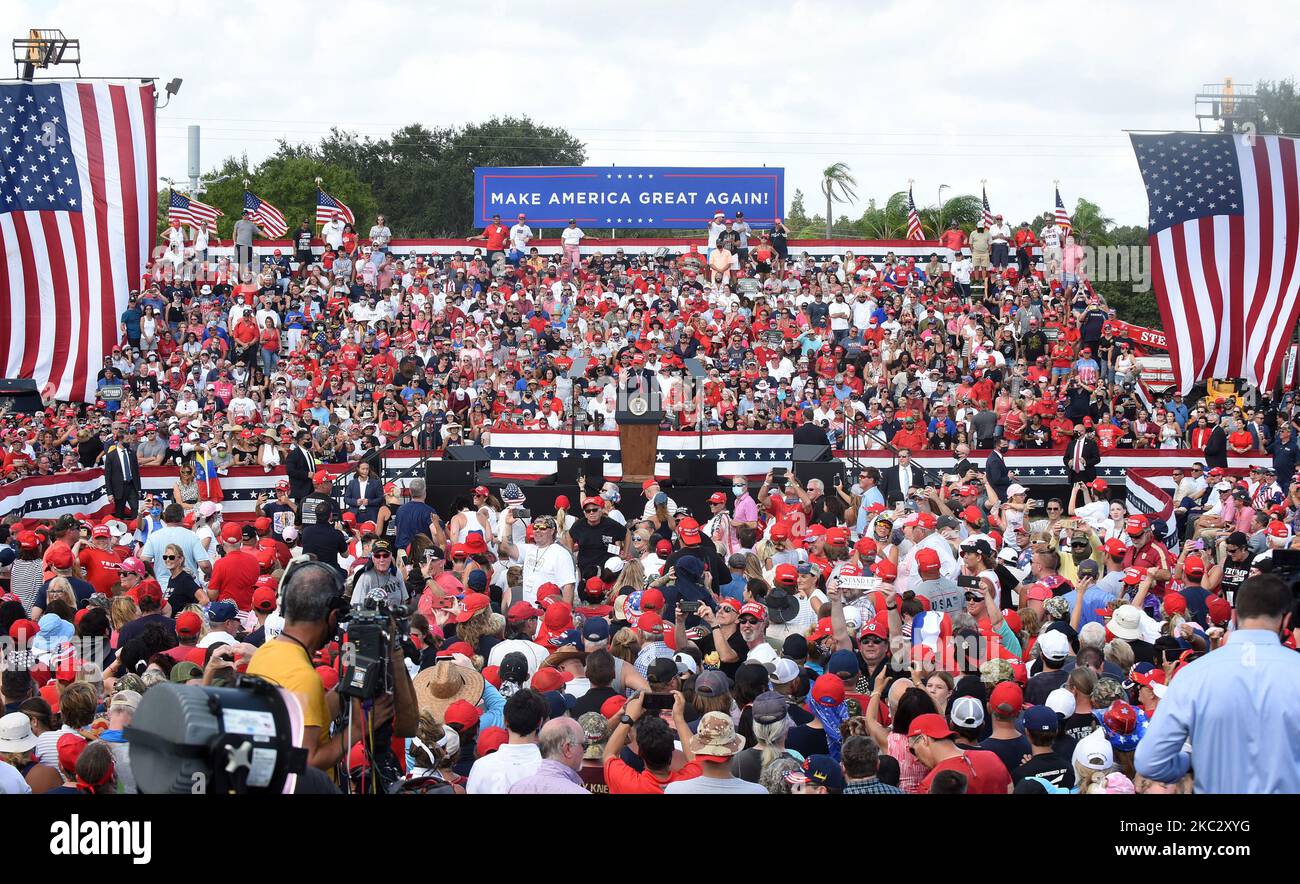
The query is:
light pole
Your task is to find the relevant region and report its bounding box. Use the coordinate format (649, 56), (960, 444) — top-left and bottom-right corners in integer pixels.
(937, 184), (950, 231)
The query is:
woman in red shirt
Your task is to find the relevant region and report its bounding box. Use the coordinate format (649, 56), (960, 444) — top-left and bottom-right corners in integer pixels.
(259, 317), (281, 376)
(342, 225), (358, 256)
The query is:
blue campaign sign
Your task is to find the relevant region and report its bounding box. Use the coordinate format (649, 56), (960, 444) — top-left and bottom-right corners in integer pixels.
(473, 166), (785, 229)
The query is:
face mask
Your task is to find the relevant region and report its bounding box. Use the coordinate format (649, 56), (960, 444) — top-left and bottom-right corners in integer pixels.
(150, 507), (161, 519)
(733, 485), (746, 496)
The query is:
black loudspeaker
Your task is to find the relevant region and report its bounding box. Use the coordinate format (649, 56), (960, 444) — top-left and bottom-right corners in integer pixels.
(669, 458), (720, 486)
(446, 444), (490, 465)
(556, 455), (604, 486)
(0, 379), (42, 413)
(793, 443), (833, 463)
(425, 461), (475, 488)
(793, 459), (845, 490)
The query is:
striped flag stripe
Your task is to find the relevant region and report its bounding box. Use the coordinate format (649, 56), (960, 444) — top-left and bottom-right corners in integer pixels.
(1135, 133), (1300, 394)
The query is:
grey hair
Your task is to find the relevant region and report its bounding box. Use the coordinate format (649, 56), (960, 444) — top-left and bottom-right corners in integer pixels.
(1078, 621), (1107, 649)
(760, 756), (801, 794)
(753, 717), (790, 771)
(537, 718), (583, 761)
(408, 478), (427, 500)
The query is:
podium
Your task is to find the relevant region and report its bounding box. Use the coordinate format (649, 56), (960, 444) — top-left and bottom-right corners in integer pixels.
(618, 424), (659, 484)
(616, 369), (664, 484)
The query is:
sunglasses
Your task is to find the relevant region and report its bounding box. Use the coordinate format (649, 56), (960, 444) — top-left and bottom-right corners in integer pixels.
(738, 617), (761, 625)
(861, 636), (887, 645)
(583, 507), (601, 514)
(964, 592), (983, 603)
(162, 555), (178, 561)
(372, 551), (392, 558)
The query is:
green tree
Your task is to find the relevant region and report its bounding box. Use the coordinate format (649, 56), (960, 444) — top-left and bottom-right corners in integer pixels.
(1256, 79), (1300, 134)
(820, 163), (857, 237)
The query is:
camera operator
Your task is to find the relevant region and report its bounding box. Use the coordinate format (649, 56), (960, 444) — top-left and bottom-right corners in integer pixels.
(247, 563), (416, 772)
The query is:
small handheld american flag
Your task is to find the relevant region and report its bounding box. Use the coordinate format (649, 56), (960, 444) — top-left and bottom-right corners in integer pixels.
(244, 189), (287, 238)
(168, 190), (223, 235)
(1054, 186), (1072, 236)
(315, 187), (354, 227)
(906, 186), (924, 241)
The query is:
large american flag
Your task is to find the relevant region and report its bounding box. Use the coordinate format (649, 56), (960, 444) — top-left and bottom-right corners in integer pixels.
(980, 184), (994, 228)
(0, 81), (156, 403)
(315, 187), (353, 226)
(1132, 132), (1300, 394)
(906, 186), (924, 241)
(1054, 185), (1072, 236)
(243, 189), (287, 238)
(168, 190), (222, 235)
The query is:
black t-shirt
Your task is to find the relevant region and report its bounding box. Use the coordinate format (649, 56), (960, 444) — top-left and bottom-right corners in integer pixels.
(980, 733), (1031, 774)
(572, 686), (618, 719)
(1024, 669), (1069, 706)
(300, 523), (347, 566)
(693, 626), (751, 679)
(568, 517), (626, 580)
(1219, 553), (1254, 603)
(1012, 752), (1076, 790)
(299, 493), (335, 527)
(295, 229), (313, 253)
(1060, 711), (1097, 744)
(166, 570), (201, 613)
(117, 612), (177, 648)
(785, 724), (829, 759)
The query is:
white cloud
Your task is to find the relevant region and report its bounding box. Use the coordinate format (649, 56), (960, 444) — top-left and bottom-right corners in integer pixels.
(13, 0), (1300, 226)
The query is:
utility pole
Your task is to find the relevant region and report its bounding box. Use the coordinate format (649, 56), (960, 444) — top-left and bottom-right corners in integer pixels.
(187, 125), (200, 197)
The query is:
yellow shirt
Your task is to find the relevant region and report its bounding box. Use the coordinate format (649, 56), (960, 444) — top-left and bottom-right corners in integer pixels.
(247, 638), (329, 744)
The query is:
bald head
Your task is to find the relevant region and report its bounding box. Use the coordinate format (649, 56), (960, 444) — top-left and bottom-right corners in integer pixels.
(537, 717), (585, 771)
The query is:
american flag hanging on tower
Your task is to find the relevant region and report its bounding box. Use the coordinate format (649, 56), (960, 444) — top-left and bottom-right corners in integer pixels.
(243, 189), (287, 238)
(315, 187), (354, 226)
(906, 185), (924, 241)
(1131, 132), (1300, 394)
(1054, 185), (1073, 236)
(0, 80), (157, 403)
(168, 190), (222, 235)
(981, 184), (994, 228)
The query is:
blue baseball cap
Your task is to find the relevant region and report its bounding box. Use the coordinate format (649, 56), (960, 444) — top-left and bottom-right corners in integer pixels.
(1023, 705), (1060, 734)
(466, 570), (488, 591)
(826, 649), (860, 677)
(582, 617), (610, 646)
(784, 754), (844, 791)
(207, 601), (238, 623)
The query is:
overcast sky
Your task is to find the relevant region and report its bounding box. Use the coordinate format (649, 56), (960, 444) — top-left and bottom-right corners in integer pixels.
(13, 1), (1300, 229)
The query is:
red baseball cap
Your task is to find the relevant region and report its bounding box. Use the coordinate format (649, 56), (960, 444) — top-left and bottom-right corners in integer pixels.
(640, 588), (665, 612)
(1183, 555), (1205, 577)
(824, 527), (850, 547)
(739, 602), (767, 620)
(915, 547), (941, 574)
(46, 542), (74, 570)
(1102, 538), (1129, 558)
(456, 593), (491, 623)
(1161, 592), (1188, 616)
(1206, 595), (1233, 625)
(506, 601), (542, 623)
(641, 479), (658, 492)
(1125, 515), (1148, 536)
(463, 533), (489, 556)
(807, 618), (833, 642)
(175, 611), (203, 638)
(1025, 583), (1053, 602)
(774, 563), (798, 586)
(220, 523), (243, 543)
(708, 491), (728, 505)
(989, 680), (1024, 716)
(907, 713), (955, 740)
(254, 517), (271, 534)
(1122, 567), (1145, 585)
(476, 726), (509, 757)
(858, 617), (889, 640)
(854, 537), (877, 556)
(316, 665), (340, 691)
(871, 559), (897, 581)
(444, 699), (483, 731)
(810, 674), (845, 707)
(530, 667), (573, 692)
(677, 518), (702, 545)
(252, 587), (278, 613)
(1088, 479), (1109, 492)
(960, 506), (983, 525)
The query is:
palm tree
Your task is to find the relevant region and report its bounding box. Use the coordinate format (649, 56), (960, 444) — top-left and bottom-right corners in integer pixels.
(820, 163), (857, 237)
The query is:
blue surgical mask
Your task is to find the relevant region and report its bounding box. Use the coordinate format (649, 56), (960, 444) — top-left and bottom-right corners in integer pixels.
(150, 507), (161, 518)
(732, 485), (746, 495)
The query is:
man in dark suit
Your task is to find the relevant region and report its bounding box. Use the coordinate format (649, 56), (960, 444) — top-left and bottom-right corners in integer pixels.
(1062, 426), (1101, 485)
(793, 407), (832, 449)
(985, 438), (1013, 501)
(1203, 415), (1229, 470)
(880, 449), (925, 505)
(285, 429), (319, 503)
(104, 428), (141, 518)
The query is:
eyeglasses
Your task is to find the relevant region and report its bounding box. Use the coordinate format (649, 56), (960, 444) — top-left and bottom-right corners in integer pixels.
(372, 551), (392, 558)
(861, 636), (887, 646)
(738, 617), (761, 625)
(964, 592), (983, 603)
(583, 507), (601, 514)
(162, 555), (178, 561)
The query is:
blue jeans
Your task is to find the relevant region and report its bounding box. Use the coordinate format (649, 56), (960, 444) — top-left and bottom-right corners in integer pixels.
(261, 349), (279, 375)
